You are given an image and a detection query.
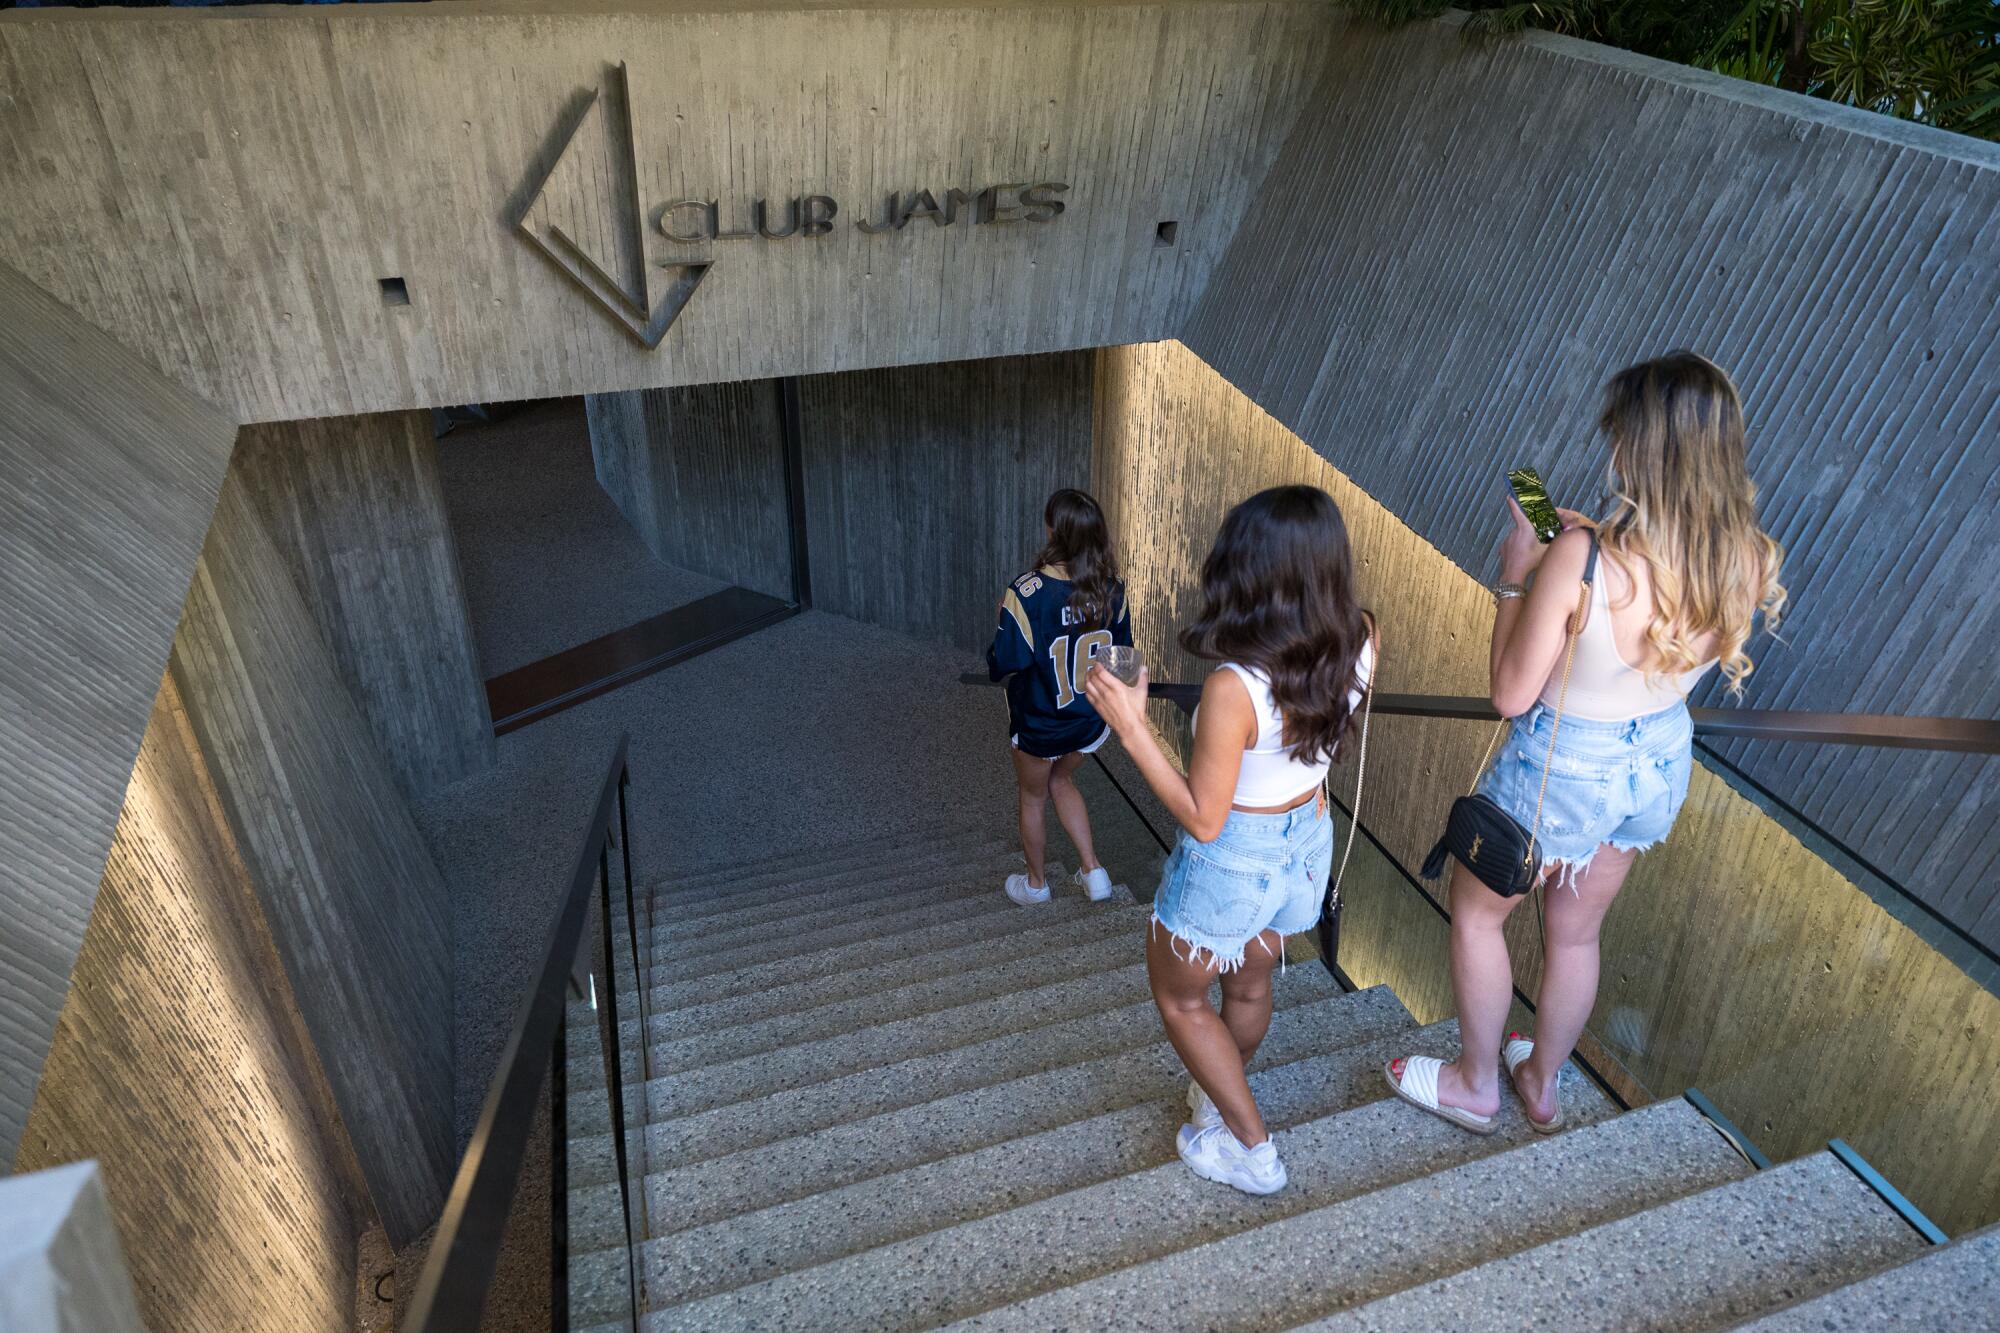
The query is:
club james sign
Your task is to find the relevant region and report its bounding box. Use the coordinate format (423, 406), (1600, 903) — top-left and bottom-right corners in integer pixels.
(654, 185), (1068, 243)
(515, 65), (1072, 348)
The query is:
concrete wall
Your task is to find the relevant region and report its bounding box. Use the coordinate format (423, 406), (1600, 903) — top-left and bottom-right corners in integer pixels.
(0, 261), (238, 1169)
(801, 352), (1095, 652)
(15, 679), (358, 1333)
(233, 410), (496, 793)
(0, 0), (1331, 423)
(169, 472), (458, 1245)
(585, 381), (794, 599)
(1179, 18), (2000, 948)
(1093, 338), (2000, 1233)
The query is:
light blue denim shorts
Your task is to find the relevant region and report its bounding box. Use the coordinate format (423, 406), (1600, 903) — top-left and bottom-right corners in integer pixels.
(1475, 700), (1695, 883)
(1152, 801), (1334, 971)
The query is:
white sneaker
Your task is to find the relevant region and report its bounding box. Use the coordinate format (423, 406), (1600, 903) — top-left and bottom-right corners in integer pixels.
(1186, 1080), (1225, 1133)
(1003, 872), (1051, 906)
(1074, 866), (1115, 902)
(1177, 1122), (1287, 1195)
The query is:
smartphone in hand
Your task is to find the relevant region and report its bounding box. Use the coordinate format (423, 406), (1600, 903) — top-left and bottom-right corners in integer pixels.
(1506, 468), (1563, 543)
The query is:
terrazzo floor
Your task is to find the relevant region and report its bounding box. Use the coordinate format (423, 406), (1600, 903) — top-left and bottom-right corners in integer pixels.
(413, 527), (1168, 1145)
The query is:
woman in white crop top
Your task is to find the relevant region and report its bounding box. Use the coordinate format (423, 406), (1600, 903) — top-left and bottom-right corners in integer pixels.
(1085, 486), (1375, 1196)
(1388, 351), (1786, 1140)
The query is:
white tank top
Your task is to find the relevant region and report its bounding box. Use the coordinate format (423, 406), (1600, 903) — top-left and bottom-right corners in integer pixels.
(1544, 571), (1715, 720)
(1198, 640), (1375, 807)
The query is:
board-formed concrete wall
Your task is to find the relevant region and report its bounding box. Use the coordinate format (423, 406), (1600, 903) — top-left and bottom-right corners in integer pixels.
(16, 678), (358, 1333)
(1093, 338), (2000, 1233)
(0, 0), (1333, 424)
(0, 261), (238, 1170)
(168, 473), (457, 1245)
(585, 381), (795, 599)
(233, 411), (496, 794)
(801, 352), (1095, 653)
(1180, 17), (2000, 949)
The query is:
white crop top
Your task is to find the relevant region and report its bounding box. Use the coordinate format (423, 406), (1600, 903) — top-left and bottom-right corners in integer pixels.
(1196, 640), (1375, 807)
(1543, 570), (1716, 721)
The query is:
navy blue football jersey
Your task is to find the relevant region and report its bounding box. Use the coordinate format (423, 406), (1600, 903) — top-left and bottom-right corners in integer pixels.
(986, 567), (1133, 758)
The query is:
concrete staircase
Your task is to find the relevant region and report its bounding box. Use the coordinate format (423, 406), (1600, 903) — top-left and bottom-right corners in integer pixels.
(566, 825), (1971, 1331)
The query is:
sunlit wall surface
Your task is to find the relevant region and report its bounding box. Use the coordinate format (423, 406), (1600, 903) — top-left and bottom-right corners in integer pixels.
(1094, 338), (2000, 1232)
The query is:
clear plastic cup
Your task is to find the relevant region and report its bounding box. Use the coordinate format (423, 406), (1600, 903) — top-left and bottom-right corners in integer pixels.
(1099, 645), (1144, 685)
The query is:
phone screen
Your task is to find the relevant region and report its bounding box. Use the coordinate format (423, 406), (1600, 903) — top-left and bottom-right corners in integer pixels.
(1507, 468), (1563, 543)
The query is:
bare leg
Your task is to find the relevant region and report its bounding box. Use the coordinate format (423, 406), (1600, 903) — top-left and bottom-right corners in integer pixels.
(1432, 863), (1532, 1118)
(1010, 749), (1054, 887)
(1514, 845), (1638, 1121)
(1148, 924), (1280, 1146)
(1217, 931), (1282, 1063)
(1046, 751), (1101, 874)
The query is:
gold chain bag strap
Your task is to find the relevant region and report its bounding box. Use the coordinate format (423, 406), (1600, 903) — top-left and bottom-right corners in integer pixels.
(1315, 618), (1377, 976)
(1420, 534), (1598, 897)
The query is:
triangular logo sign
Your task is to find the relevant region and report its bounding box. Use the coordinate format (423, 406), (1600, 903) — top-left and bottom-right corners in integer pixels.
(516, 64), (709, 348)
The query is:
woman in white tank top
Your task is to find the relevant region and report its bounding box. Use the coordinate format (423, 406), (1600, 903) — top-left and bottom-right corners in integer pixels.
(1085, 486), (1375, 1196)
(1388, 352), (1786, 1139)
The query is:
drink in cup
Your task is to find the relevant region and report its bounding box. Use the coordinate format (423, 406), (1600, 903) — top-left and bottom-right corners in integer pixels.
(1099, 645), (1144, 686)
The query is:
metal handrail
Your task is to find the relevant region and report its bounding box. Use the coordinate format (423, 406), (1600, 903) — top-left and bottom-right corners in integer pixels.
(402, 734), (639, 1333)
(958, 673), (2000, 753)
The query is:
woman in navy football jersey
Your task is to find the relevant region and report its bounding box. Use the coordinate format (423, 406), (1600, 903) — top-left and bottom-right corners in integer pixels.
(987, 489), (1133, 906)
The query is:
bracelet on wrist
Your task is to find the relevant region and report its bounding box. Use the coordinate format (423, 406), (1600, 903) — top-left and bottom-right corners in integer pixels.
(1491, 581), (1527, 604)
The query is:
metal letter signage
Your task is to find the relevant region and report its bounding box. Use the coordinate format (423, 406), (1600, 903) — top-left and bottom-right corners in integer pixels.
(517, 64), (1070, 349)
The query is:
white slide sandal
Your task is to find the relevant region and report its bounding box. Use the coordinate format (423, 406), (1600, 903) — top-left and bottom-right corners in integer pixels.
(1504, 1032), (1563, 1133)
(1384, 1055), (1496, 1136)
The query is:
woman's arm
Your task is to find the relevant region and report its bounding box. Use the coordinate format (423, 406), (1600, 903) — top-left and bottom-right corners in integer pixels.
(1083, 664), (1252, 842)
(1489, 501), (1594, 717)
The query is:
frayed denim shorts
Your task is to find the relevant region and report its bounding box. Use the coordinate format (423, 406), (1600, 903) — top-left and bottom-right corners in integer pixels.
(1475, 700), (1695, 884)
(1152, 801), (1333, 972)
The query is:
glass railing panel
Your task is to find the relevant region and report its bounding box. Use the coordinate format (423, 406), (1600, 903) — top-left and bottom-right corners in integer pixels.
(1068, 750), (1174, 905)
(1544, 768), (2000, 1230)
(562, 883), (642, 1330)
(603, 814), (654, 1270)
(1338, 746), (2000, 1234)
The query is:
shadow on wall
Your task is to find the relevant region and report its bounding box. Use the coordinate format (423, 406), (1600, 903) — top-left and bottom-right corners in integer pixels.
(1091, 338), (2000, 1234)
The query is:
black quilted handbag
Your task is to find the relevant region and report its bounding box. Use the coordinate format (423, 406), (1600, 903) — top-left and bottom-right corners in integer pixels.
(1421, 535), (1598, 898)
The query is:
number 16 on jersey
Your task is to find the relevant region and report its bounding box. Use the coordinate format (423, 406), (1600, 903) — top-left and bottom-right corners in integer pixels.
(1048, 630), (1113, 708)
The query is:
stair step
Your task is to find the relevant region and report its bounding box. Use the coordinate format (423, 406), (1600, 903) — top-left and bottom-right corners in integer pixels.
(638, 1046), (1620, 1327)
(566, 1007), (1455, 1317)
(574, 945), (1157, 1099)
(1736, 1222), (1998, 1330)
(1303, 1151), (1923, 1331)
(571, 907), (1154, 1105)
(941, 1097), (1749, 1331)
(571, 1015), (1464, 1258)
(619, 953), (1159, 1103)
(653, 817), (994, 897)
(647, 930), (1146, 1073)
(565, 987), (1412, 1207)
(663, 882), (1074, 983)
(636, 837), (1020, 934)
(638, 909), (1146, 1037)
(643, 894), (1120, 1005)
(639, 846), (1023, 947)
(569, 951), (1335, 1139)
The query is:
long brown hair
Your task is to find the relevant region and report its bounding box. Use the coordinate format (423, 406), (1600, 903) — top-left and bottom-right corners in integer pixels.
(1179, 486), (1371, 764)
(1034, 488), (1122, 629)
(1595, 350), (1787, 695)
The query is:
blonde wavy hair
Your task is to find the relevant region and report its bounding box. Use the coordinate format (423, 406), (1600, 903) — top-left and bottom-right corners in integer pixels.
(1595, 351), (1787, 696)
